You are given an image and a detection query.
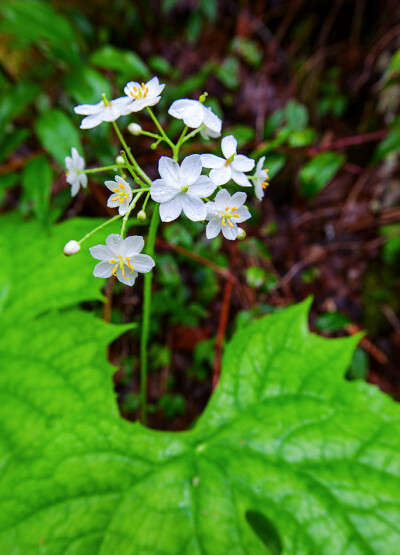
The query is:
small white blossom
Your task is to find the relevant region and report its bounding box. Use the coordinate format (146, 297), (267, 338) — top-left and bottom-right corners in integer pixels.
(150, 155), (216, 222)
(74, 96), (130, 129)
(201, 135), (255, 186)
(253, 156), (269, 200)
(115, 155), (125, 165)
(63, 240), (81, 256)
(128, 122), (142, 135)
(90, 234), (155, 286)
(205, 189), (251, 240)
(117, 77), (165, 113)
(65, 147), (87, 196)
(105, 176), (133, 215)
(168, 99), (222, 139)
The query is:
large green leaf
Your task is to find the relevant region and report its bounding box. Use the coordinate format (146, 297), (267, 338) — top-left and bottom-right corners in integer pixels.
(299, 151), (345, 199)
(1, 229), (399, 555)
(35, 109), (82, 166)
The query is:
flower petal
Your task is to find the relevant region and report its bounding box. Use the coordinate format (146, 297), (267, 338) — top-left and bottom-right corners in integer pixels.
(89, 244), (114, 261)
(131, 254), (155, 273)
(80, 112), (105, 129)
(150, 179), (179, 203)
(79, 173), (88, 188)
(74, 101), (103, 115)
(221, 135), (237, 159)
(106, 234), (124, 253)
(182, 102), (203, 128)
(189, 176), (217, 198)
(181, 194), (206, 221)
(232, 154), (255, 172)
(213, 189), (231, 208)
(200, 154), (224, 169)
(118, 199), (130, 215)
(158, 156), (180, 185)
(230, 191), (247, 208)
(123, 236), (145, 256)
(206, 218), (222, 239)
(105, 180), (117, 192)
(159, 197), (183, 222)
(116, 266), (138, 286)
(210, 165), (231, 185)
(235, 206), (251, 223)
(230, 168), (252, 187)
(222, 221), (238, 240)
(202, 107), (222, 135)
(180, 154), (202, 185)
(168, 99), (194, 119)
(93, 261), (114, 278)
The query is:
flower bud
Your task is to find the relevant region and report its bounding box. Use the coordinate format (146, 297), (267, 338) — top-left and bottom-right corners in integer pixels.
(199, 92), (208, 103)
(137, 210), (147, 222)
(237, 228), (246, 240)
(63, 240), (81, 256)
(128, 123), (142, 135)
(115, 155), (125, 165)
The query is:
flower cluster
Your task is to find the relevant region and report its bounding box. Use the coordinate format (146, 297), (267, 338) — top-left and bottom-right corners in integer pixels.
(64, 75), (269, 286)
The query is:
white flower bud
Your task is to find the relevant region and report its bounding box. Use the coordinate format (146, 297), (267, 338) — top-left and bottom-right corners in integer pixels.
(137, 210), (147, 222)
(237, 228), (246, 240)
(128, 123), (142, 135)
(63, 240), (81, 256)
(115, 155), (125, 165)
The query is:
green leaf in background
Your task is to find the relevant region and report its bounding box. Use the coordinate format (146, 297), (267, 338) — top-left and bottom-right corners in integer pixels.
(63, 66), (112, 104)
(264, 151), (287, 178)
(0, 0), (80, 65)
(0, 82), (41, 135)
(35, 109), (82, 166)
(225, 124), (255, 147)
(216, 56), (240, 89)
(381, 224), (400, 266)
(0, 213), (121, 321)
(299, 151), (345, 199)
(90, 46), (149, 80)
(315, 311), (351, 332)
(1, 293), (400, 553)
(0, 128), (30, 164)
(285, 99), (309, 130)
(0, 174), (19, 204)
(347, 347), (369, 381)
(288, 127), (316, 147)
(21, 155), (53, 222)
(373, 125), (400, 162)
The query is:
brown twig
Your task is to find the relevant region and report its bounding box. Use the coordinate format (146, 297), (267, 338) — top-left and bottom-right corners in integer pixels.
(308, 130), (387, 156)
(347, 323), (390, 365)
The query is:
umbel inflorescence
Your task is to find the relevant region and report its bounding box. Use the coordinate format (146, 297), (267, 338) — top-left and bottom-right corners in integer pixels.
(63, 76), (269, 286)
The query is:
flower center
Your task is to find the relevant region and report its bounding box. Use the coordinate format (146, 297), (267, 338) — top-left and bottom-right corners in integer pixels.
(221, 206), (240, 228)
(109, 255), (134, 279)
(110, 182), (129, 203)
(262, 170), (269, 189)
(181, 185), (189, 193)
(130, 83), (149, 100)
(224, 154), (235, 167)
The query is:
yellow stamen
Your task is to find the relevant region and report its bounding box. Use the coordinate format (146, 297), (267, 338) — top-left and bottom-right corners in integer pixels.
(133, 86), (139, 93)
(112, 187), (119, 192)
(262, 181), (269, 189)
(124, 257), (134, 272)
(221, 219), (226, 226)
(111, 196), (119, 202)
(233, 214), (240, 218)
(231, 206), (237, 210)
(119, 183), (125, 189)
(228, 220), (234, 228)
(109, 259), (116, 264)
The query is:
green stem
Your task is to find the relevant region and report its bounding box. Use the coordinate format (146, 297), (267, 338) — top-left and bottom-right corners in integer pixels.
(172, 125), (189, 161)
(146, 107), (175, 150)
(119, 150), (147, 187)
(112, 121), (152, 186)
(77, 214), (122, 245)
(121, 191), (145, 238)
(140, 130), (163, 140)
(140, 205), (160, 425)
(181, 126), (202, 143)
(83, 164), (125, 174)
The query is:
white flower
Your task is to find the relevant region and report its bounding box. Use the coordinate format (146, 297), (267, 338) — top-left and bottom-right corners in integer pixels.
(74, 96), (130, 129)
(63, 240), (81, 256)
(150, 154), (216, 222)
(205, 189), (251, 240)
(201, 135), (255, 186)
(104, 176), (133, 215)
(128, 122), (142, 135)
(89, 234), (155, 286)
(253, 156), (269, 200)
(117, 77), (165, 113)
(65, 147), (87, 196)
(168, 99), (222, 139)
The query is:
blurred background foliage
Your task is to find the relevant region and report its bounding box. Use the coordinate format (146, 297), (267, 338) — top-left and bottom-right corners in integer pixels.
(0, 0), (400, 428)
